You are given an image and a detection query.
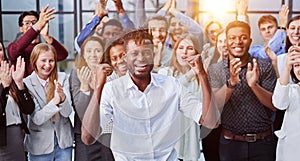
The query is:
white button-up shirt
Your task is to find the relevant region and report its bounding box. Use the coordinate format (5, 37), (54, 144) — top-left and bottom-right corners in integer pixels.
(100, 73), (202, 161)
(272, 79), (300, 161)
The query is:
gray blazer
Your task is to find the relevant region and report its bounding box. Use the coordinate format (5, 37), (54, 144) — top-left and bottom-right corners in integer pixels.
(24, 72), (74, 155)
(69, 68), (92, 134)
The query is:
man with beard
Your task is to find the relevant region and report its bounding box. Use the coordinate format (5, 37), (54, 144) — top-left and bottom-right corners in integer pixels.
(208, 21), (277, 161)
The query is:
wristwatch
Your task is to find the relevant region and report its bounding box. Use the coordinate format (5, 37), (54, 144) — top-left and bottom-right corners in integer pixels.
(278, 26), (286, 30)
(226, 79), (237, 89)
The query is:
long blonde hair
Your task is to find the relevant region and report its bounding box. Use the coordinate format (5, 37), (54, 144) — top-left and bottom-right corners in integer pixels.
(31, 43), (58, 103)
(170, 34), (201, 75)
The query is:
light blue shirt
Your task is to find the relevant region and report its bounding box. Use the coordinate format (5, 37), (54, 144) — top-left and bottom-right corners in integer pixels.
(250, 30), (286, 59)
(100, 73), (202, 161)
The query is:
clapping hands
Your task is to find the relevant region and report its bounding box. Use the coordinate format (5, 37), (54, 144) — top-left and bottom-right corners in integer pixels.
(53, 80), (66, 105)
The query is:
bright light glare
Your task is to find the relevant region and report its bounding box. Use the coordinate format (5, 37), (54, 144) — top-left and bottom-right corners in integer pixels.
(204, 0), (235, 17)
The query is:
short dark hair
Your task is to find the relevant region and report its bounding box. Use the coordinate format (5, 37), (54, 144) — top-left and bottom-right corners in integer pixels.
(258, 15), (278, 28)
(103, 36), (124, 65)
(226, 20), (251, 36)
(122, 29), (153, 52)
(100, 19), (123, 35)
(18, 11), (39, 27)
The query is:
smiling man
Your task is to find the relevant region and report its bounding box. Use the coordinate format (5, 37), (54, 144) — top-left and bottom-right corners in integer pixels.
(249, 5), (289, 59)
(208, 21), (277, 161)
(81, 29), (215, 161)
(7, 4), (68, 77)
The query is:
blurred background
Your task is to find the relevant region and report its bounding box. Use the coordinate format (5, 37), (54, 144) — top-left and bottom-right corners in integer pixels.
(0, 0), (299, 72)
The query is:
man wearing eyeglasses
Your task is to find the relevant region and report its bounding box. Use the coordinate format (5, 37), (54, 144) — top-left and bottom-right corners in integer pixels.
(7, 4), (68, 77)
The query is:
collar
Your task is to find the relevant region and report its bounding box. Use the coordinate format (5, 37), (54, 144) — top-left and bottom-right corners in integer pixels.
(125, 73), (160, 91)
(36, 74), (49, 88)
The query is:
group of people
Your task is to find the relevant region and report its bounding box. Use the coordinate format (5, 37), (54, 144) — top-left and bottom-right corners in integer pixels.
(0, 0), (300, 161)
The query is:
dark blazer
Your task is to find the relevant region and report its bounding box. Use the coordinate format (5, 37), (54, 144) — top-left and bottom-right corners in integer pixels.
(0, 83), (35, 146)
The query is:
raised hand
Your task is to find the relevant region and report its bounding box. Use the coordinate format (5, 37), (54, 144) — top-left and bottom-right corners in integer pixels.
(34, 4), (56, 31)
(265, 46), (277, 62)
(153, 42), (163, 69)
(236, 0), (248, 16)
(77, 66), (91, 92)
(186, 54), (206, 75)
(161, 0), (172, 12)
(94, 64), (113, 88)
(279, 5), (289, 29)
(246, 58), (259, 87)
(12, 56), (25, 89)
(95, 1), (108, 18)
(286, 45), (300, 70)
(0, 60), (12, 88)
(229, 58), (242, 86)
(113, 0), (125, 15)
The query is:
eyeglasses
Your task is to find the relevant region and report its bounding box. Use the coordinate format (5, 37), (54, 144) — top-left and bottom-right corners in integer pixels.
(22, 20), (37, 26)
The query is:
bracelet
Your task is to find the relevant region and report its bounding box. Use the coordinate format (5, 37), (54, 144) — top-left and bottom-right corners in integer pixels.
(278, 26), (286, 30)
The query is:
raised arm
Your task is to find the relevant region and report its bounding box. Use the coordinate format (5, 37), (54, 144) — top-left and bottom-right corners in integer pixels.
(12, 56), (34, 114)
(246, 58), (276, 111)
(273, 46), (300, 110)
(81, 64), (112, 145)
(74, 1), (108, 53)
(113, 0), (135, 30)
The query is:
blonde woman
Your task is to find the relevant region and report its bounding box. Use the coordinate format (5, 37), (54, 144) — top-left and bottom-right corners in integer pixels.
(69, 36), (114, 161)
(158, 34), (203, 161)
(24, 43), (73, 161)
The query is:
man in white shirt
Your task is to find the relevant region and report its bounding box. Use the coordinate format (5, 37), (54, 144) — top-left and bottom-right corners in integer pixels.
(81, 29), (216, 161)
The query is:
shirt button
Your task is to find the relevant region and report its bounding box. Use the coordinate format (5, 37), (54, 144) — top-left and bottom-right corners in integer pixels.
(2, 113), (5, 116)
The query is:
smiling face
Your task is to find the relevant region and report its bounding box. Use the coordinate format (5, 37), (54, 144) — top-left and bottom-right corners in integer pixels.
(83, 40), (104, 69)
(287, 19), (300, 45)
(148, 19), (168, 46)
(226, 27), (252, 59)
(216, 32), (229, 59)
(169, 17), (187, 42)
(35, 51), (55, 80)
(109, 44), (127, 76)
(206, 22), (222, 45)
(125, 40), (154, 79)
(175, 38), (197, 66)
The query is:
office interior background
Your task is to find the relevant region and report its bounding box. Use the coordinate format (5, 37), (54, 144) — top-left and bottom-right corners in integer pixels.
(0, 0), (299, 72)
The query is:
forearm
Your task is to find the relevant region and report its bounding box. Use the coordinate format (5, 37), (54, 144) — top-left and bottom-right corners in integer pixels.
(213, 84), (234, 108)
(250, 84), (276, 111)
(75, 16), (101, 48)
(7, 28), (39, 62)
(135, 0), (147, 27)
(81, 83), (104, 145)
(52, 38), (68, 61)
(198, 73), (218, 128)
(120, 13), (135, 30)
(16, 84), (35, 114)
(32, 101), (61, 125)
(268, 30), (286, 54)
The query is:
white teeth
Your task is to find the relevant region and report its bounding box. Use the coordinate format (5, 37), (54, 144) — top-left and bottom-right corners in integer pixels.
(292, 36), (300, 41)
(234, 47), (243, 52)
